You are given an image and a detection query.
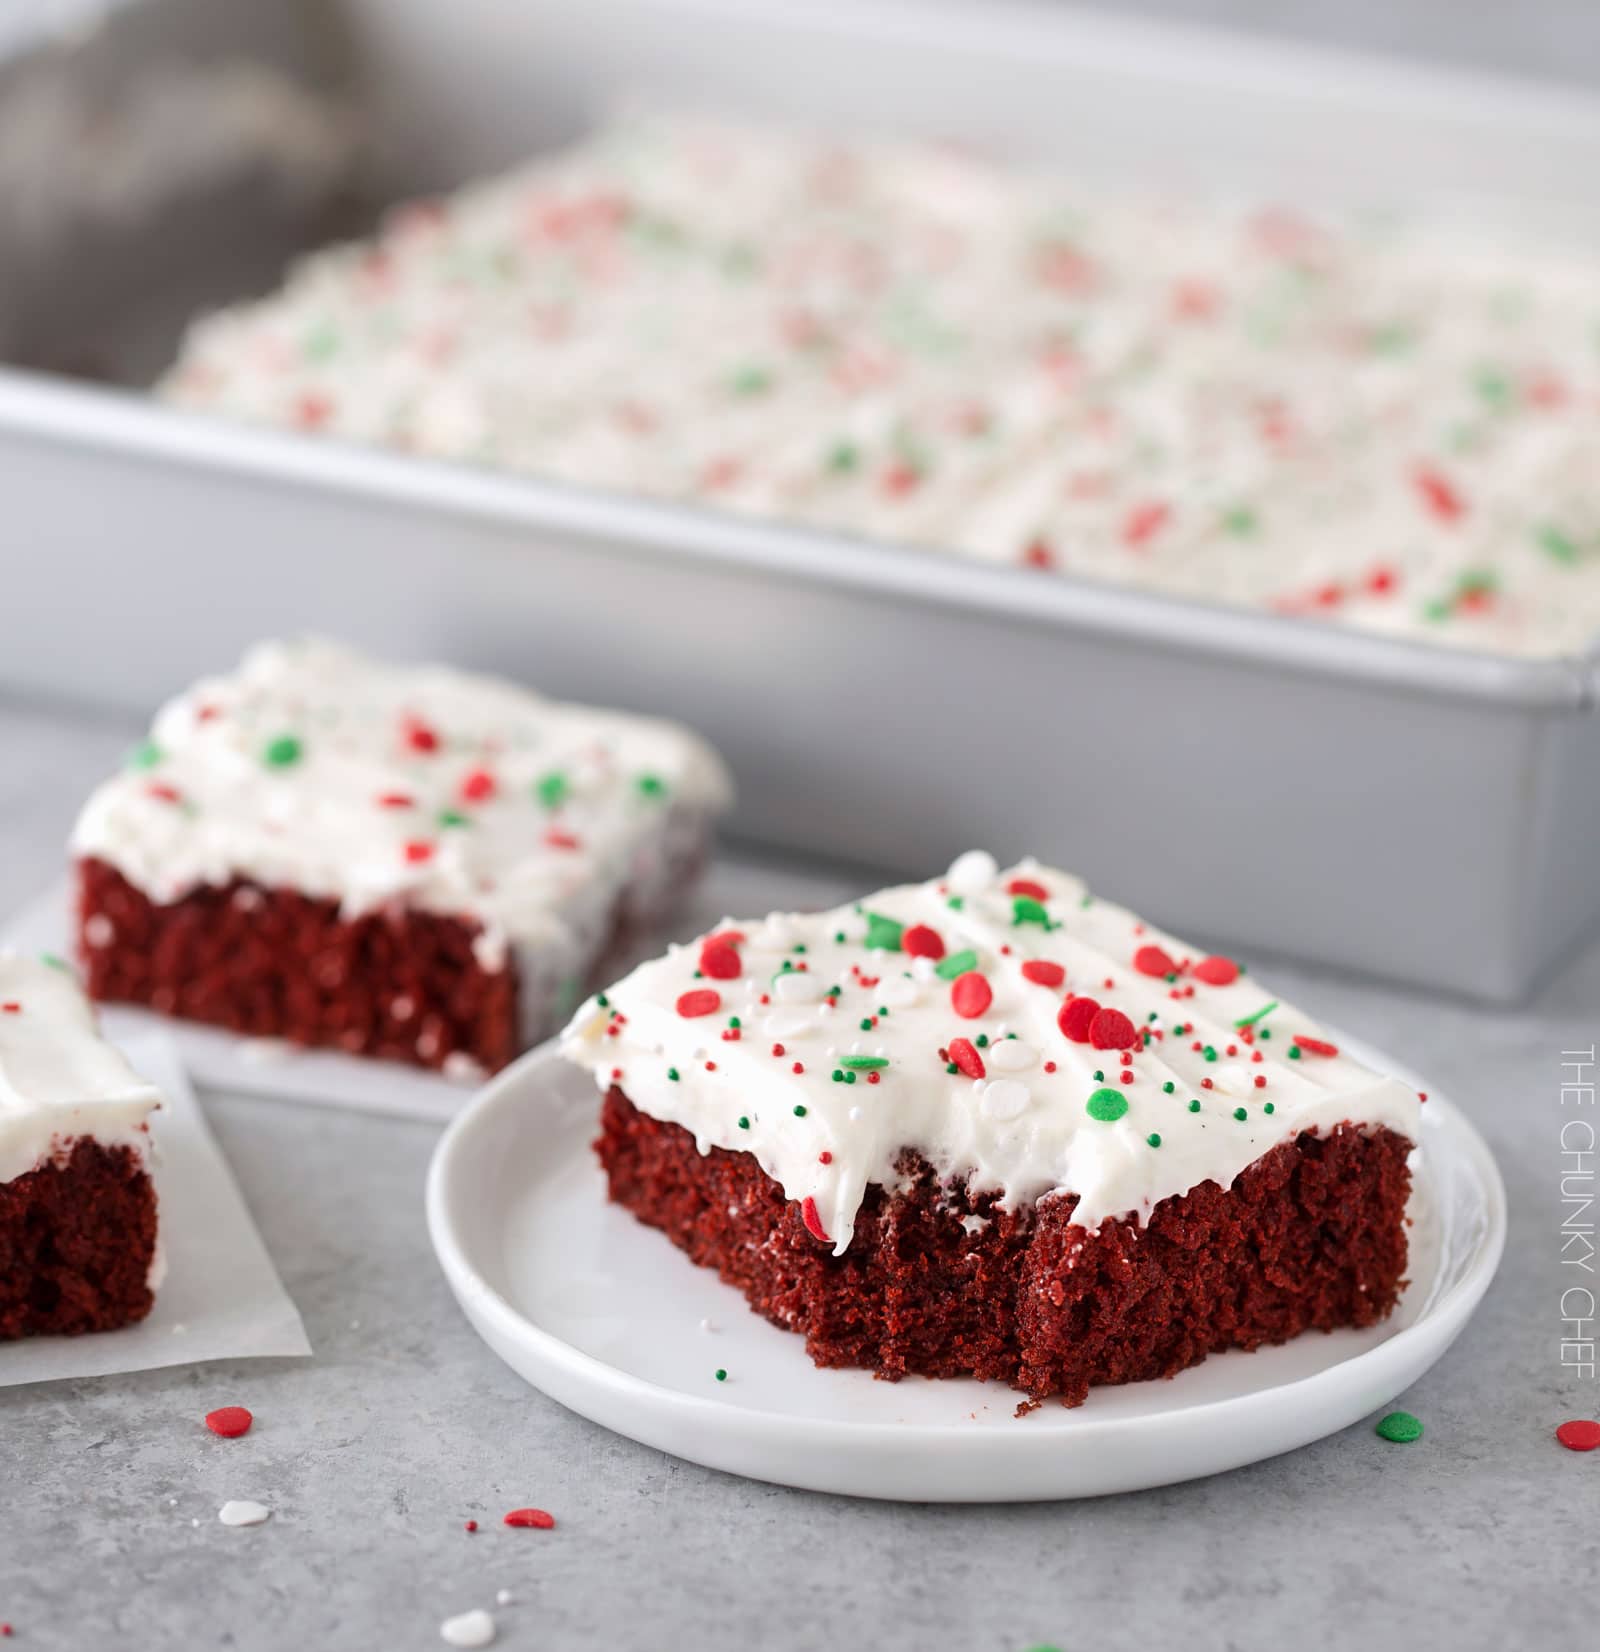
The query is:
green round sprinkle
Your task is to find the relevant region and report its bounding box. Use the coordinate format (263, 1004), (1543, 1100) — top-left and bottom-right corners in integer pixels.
(840, 1056), (888, 1070)
(667, 1067), (680, 1082)
(1092, 1070), (1104, 1083)
(535, 771), (569, 809)
(1233, 1106), (1248, 1121)
(946, 895), (965, 911)
(832, 1070), (845, 1083)
(935, 949), (979, 980)
(1203, 1046), (1218, 1062)
(1375, 1410), (1423, 1444)
(635, 773), (667, 799)
(729, 1016), (741, 1029)
(437, 808), (470, 828)
(1085, 1087), (1128, 1123)
(946, 1063), (959, 1074)
(1146, 1133), (1161, 1148)
(844, 1071), (857, 1085)
(127, 739), (163, 771)
(715, 1368), (728, 1383)
(1188, 1099), (1201, 1113)
(737, 1115), (750, 1130)
(859, 1018), (873, 1031)
(263, 734), (303, 768)
(976, 1034), (989, 1048)
(1162, 1081), (1176, 1094)
(793, 1105), (807, 1117)
(1288, 1046), (1302, 1060)
(825, 439), (860, 474)
(596, 993), (609, 1007)
(1263, 1102), (1275, 1115)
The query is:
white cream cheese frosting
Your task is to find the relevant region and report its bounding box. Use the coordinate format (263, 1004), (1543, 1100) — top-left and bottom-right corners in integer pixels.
(163, 112), (1600, 658)
(71, 638), (733, 973)
(561, 851), (1421, 1253)
(0, 955), (163, 1187)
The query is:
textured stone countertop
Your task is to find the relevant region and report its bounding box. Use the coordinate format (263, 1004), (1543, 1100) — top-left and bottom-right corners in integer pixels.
(0, 694), (1594, 1652)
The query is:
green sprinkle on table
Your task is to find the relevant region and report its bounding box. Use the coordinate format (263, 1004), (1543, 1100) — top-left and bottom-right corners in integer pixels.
(1376, 1410), (1423, 1444)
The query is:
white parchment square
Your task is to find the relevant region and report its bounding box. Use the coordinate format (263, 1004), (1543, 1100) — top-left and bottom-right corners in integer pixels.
(0, 1029), (312, 1387)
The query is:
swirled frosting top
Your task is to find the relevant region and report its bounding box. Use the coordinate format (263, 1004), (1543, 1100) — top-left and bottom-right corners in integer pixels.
(71, 638), (732, 962)
(562, 850), (1421, 1252)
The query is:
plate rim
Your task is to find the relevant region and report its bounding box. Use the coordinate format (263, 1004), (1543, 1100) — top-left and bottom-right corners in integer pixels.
(426, 1031), (1505, 1472)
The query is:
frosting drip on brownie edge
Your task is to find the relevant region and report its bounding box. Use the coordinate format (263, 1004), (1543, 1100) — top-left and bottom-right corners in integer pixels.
(562, 851), (1421, 1253)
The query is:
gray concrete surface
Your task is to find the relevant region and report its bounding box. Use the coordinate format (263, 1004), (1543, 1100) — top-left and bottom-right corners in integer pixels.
(0, 693), (1595, 1650)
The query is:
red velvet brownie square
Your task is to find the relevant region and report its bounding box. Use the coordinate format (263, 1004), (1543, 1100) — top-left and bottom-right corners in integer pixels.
(72, 639), (731, 1076)
(0, 957), (163, 1341)
(563, 852), (1422, 1406)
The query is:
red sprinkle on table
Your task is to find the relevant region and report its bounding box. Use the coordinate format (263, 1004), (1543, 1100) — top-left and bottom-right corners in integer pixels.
(902, 924), (945, 960)
(204, 1406), (254, 1438)
(1192, 955), (1240, 986)
(1007, 878), (1049, 900)
(950, 972), (993, 1019)
(948, 1037), (986, 1080)
(1556, 1419), (1600, 1452)
(800, 1196), (832, 1245)
(1089, 1008), (1138, 1051)
(698, 941), (742, 980)
(676, 989), (721, 1018)
(1058, 996), (1100, 1042)
(1021, 959), (1065, 988)
(1133, 945), (1177, 978)
(1295, 1035), (1340, 1058)
(503, 1508), (556, 1530)
(465, 1520), (478, 1533)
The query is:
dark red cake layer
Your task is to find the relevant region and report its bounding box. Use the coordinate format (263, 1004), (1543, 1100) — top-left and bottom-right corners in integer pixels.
(0, 1138), (159, 1340)
(596, 1086), (1413, 1407)
(77, 857), (520, 1073)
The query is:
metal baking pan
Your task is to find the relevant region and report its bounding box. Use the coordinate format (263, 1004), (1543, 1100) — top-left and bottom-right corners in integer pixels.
(2, 0), (1598, 1002)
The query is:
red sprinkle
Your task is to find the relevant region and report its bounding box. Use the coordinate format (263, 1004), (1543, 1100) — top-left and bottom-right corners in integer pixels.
(675, 989), (721, 1019)
(1133, 944), (1178, 978)
(402, 716), (440, 753)
(0, 1003), (19, 1015)
(699, 940), (742, 980)
(950, 972), (993, 1020)
(800, 1196), (832, 1245)
(465, 1520), (478, 1533)
(1413, 464), (1466, 522)
(1556, 1419), (1600, 1452)
(1192, 955), (1240, 987)
(1007, 878), (1049, 901)
(403, 840), (435, 864)
(376, 792), (414, 809)
(503, 1508), (556, 1530)
(544, 829), (582, 850)
(1089, 1007), (1138, 1051)
(1295, 1035), (1340, 1058)
(1121, 500), (1171, 548)
(1021, 959), (1065, 989)
(902, 924), (945, 960)
(204, 1406), (253, 1438)
(948, 1037), (986, 1080)
(459, 768), (496, 803)
(1058, 996), (1101, 1043)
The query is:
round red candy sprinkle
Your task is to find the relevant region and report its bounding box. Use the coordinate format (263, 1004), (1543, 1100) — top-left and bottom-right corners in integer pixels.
(950, 972), (993, 1019)
(675, 989), (721, 1018)
(459, 768), (496, 803)
(1007, 878), (1049, 901)
(1058, 996), (1100, 1043)
(800, 1196), (832, 1245)
(948, 1037), (986, 1080)
(503, 1508), (556, 1530)
(204, 1406), (253, 1438)
(402, 717), (440, 753)
(1295, 1035), (1340, 1058)
(1556, 1419), (1600, 1452)
(1021, 959), (1065, 989)
(1089, 1007), (1138, 1051)
(1133, 944), (1177, 978)
(403, 840), (434, 864)
(902, 923), (945, 960)
(1192, 955), (1240, 986)
(699, 940), (742, 980)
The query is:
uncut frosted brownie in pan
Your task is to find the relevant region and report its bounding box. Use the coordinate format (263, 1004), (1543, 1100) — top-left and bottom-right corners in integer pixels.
(563, 851), (1421, 1407)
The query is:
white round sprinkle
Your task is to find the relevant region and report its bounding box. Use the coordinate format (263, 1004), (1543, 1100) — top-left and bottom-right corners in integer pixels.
(763, 1010), (817, 1040)
(947, 849), (999, 894)
(440, 1609), (496, 1648)
(495, 1590), (514, 1607)
(1217, 1063), (1252, 1095)
(980, 1079), (1032, 1121)
(876, 977), (921, 1010)
(774, 973), (825, 1004)
(987, 1039), (1037, 1073)
(218, 1500), (271, 1528)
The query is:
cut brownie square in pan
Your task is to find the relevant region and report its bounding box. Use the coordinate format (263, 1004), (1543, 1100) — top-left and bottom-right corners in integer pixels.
(73, 639), (732, 1076)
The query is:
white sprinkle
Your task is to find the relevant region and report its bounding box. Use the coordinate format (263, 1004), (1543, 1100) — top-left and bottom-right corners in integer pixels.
(237, 1038), (292, 1067)
(762, 1010), (817, 1040)
(443, 1051), (488, 1085)
(495, 1590), (514, 1607)
(987, 1039), (1037, 1072)
(980, 1079), (1032, 1121)
(947, 849), (998, 894)
(699, 1317), (718, 1334)
(876, 977), (920, 1009)
(440, 1608), (496, 1647)
(847, 1106), (862, 1123)
(218, 1500), (271, 1527)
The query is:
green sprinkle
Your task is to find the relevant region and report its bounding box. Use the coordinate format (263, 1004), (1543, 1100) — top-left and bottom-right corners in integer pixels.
(936, 949), (978, 980)
(946, 1063), (959, 1074)
(1234, 1000), (1278, 1030)
(832, 1069), (845, 1083)
(825, 439), (861, 474)
(635, 773), (667, 800)
(834, 931), (847, 944)
(1233, 1106), (1248, 1121)
(1258, 1028), (1272, 1041)
(1011, 895), (1051, 928)
(40, 953), (69, 972)
(864, 912), (904, 952)
(127, 739), (163, 771)
(1162, 1081), (1176, 1094)
(1203, 1046), (1218, 1062)
(1263, 1102), (1276, 1114)
(737, 1115), (749, 1129)
(859, 1017), (873, 1031)
(1288, 1046), (1302, 1060)
(596, 993), (609, 1007)
(844, 1071), (856, 1085)
(1222, 504), (1258, 537)
(1146, 1133), (1162, 1148)
(667, 1067), (680, 1082)
(1375, 1410), (1423, 1444)
(1537, 523), (1580, 565)
(1085, 1087), (1128, 1123)
(793, 1104), (808, 1117)
(840, 1056), (888, 1070)
(946, 895), (965, 911)
(715, 1368), (728, 1383)
(262, 734), (303, 768)
(730, 364), (773, 395)
(1188, 1099), (1201, 1113)
(535, 771), (569, 809)
(1092, 1070), (1104, 1082)
(437, 809), (470, 828)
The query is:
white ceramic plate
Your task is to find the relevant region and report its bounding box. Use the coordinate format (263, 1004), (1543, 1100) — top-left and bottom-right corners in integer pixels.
(431, 1034), (1502, 1502)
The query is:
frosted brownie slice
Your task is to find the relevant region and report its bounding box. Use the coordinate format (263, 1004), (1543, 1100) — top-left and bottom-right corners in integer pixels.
(1, 956), (163, 1340)
(563, 851), (1422, 1406)
(73, 639), (732, 1076)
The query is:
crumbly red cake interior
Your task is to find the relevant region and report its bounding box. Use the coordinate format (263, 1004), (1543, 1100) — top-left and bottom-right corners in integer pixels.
(596, 1086), (1413, 1406)
(78, 856), (521, 1073)
(0, 1139), (159, 1340)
